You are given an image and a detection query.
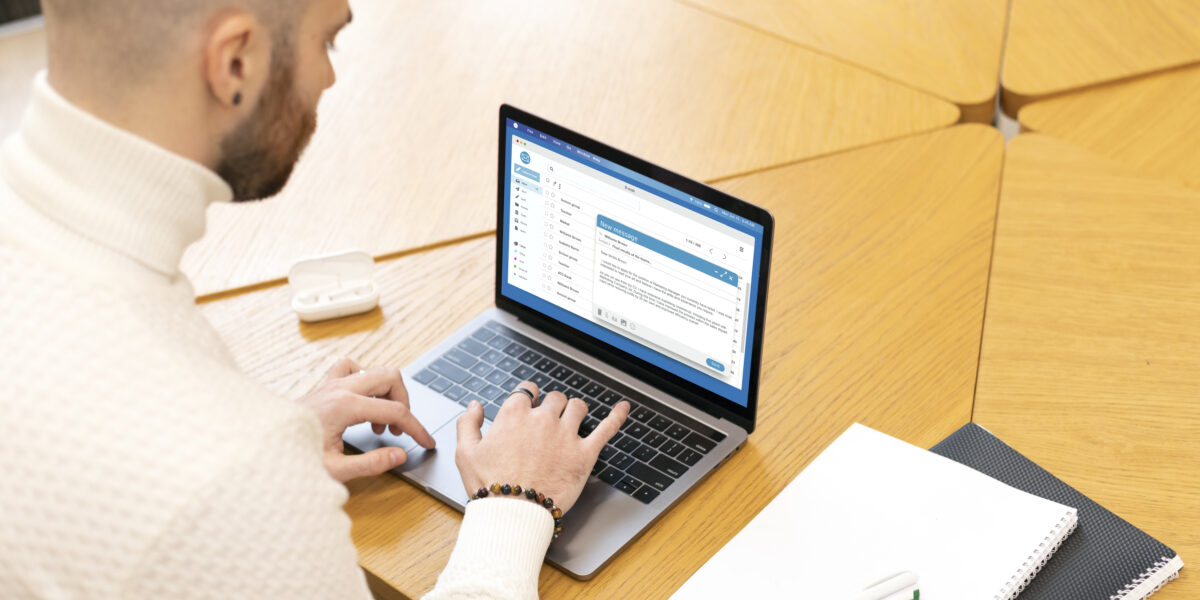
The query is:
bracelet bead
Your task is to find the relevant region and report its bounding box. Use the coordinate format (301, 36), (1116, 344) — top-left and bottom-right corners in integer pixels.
(470, 482), (565, 539)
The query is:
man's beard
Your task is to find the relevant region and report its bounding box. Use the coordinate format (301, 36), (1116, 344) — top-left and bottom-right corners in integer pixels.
(215, 54), (317, 202)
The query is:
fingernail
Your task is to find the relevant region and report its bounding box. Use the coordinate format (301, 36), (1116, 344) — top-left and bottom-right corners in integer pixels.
(392, 450), (406, 464)
(470, 400), (479, 409)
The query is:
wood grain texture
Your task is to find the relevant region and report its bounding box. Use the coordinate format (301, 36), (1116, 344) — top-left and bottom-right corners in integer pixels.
(975, 134), (1200, 598)
(181, 0), (960, 297)
(1002, 0), (1200, 114)
(1019, 65), (1200, 192)
(678, 0), (1009, 122)
(198, 124), (1001, 599)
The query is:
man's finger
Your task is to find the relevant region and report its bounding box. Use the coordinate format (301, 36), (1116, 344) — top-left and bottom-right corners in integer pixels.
(561, 396), (588, 428)
(499, 382), (539, 416)
(351, 396), (436, 449)
(323, 357), (362, 382)
(345, 367), (410, 407)
(456, 400), (484, 446)
(587, 400), (630, 452)
(537, 390), (568, 417)
(331, 447), (407, 482)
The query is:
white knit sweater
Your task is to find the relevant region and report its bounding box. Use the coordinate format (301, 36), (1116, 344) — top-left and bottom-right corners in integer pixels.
(0, 73), (552, 599)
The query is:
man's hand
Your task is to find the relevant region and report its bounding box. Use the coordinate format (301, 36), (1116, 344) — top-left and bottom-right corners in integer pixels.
(297, 357), (436, 483)
(455, 382), (630, 513)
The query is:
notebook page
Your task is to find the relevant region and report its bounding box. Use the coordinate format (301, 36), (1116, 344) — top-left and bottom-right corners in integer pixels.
(673, 424), (1077, 599)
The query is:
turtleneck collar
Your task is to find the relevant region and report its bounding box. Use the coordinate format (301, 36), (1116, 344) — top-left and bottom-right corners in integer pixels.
(0, 71), (232, 279)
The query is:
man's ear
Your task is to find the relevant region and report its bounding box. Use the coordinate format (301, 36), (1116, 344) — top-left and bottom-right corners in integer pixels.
(204, 11), (269, 110)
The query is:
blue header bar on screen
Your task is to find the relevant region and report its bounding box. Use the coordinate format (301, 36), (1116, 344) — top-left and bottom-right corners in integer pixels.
(597, 215), (738, 286)
(509, 119), (762, 235)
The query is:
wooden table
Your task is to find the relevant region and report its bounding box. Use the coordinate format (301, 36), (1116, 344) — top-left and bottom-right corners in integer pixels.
(198, 124), (1002, 599)
(679, 0), (1009, 122)
(1002, 0), (1200, 115)
(1018, 65), (1200, 192)
(974, 134), (1200, 598)
(180, 0), (960, 297)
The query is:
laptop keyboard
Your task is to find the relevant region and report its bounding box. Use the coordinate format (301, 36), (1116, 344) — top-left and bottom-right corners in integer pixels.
(411, 320), (727, 504)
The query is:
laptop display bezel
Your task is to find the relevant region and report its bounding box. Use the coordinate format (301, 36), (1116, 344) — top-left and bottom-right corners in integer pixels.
(494, 104), (772, 434)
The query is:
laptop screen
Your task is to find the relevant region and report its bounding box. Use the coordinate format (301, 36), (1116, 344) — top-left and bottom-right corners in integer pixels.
(498, 115), (766, 408)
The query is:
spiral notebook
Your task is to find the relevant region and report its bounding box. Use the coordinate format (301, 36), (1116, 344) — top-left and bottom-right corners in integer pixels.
(931, 424), (1183, 600)
(672, 424), (1078, 599)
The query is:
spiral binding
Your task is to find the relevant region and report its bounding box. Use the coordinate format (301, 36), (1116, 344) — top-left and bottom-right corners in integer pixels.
(994, 509), (1079, 600)
(1110, 556), (1182, 600)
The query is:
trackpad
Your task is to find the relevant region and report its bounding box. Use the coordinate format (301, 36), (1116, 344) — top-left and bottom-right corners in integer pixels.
(342, 389), (464, 453)
(397, 419), (493, 508)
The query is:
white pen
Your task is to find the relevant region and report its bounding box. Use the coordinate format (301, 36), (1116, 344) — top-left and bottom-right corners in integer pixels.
(853, 570), (920, 600)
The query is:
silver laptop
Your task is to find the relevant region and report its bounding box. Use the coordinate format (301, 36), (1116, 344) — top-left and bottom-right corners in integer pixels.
(344, 105), (774, 579)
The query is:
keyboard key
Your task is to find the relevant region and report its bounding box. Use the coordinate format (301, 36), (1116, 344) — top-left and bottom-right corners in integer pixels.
(599, 445), (618, 461)
(648, 415), (672, 432)
(549, 365), (573, 381)
(480, 385), (505, 402)
(578, 417), (599, 436)
(445, 386), (468, 401)
(598, 390), (622, 406)
(483, 403), (501, 421)
(610, 452), (635, 471)
(428, 359), (470, 383)
(502, 342), (525, 357)
(630, 406), (655, 423)
(545, 382), (567, 394)
(643, 431), (668, 448)
(649, 454), (687, 479)
(598, 467), (623, 485)
(566, 374), (589, 389)
(470, 328), (495, 342)
(581, 397), (598, 411)
(486, 334), (512, 349)
(683, 432), (718, 454)
(428, 377), (452, 393)
(626, 423), (650, 439)
(444, 348), (477, 369)
(464, 377), (487, 392)
(591, 460), (606, 477)
(517, 350), (541, 365)
(582, 382), (606, 397)
(632, 444), (656, 463)
(665, 423), (690, 440)
(615, 436), (639, 453)
(661, 440), (685, 457)
(413, 369), (437, 385)
(481, 349), (505, 364)
(530, 373), (553, 387)
(677, 449), (702, 467)
(496, 357), (520, 372)
(504, 377), (522, 390)
(592, 405), (611, 419)
(484, 369), (508, 386)
(533, 358), (557, 373)
(511, 365), (536, 379)
(456, 337), (489, 356)
(469, 362), (492, 377)
(628, 462), (674, 491)
(633, 486), (660, 504)
(615, 476), (641, 496)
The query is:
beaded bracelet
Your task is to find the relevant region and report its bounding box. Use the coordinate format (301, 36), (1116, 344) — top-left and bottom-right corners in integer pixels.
(469, 483), (565, 538)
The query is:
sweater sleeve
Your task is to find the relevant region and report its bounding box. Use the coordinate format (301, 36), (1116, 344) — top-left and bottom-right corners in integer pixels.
(422, 498), (554, 600)
(120, 415), (372, 599)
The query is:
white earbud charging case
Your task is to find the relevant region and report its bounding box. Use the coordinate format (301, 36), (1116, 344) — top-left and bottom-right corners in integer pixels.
(287, 249), (380, 322)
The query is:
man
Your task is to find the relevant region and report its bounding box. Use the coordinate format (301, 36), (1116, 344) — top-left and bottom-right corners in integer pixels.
(0, 0), (628, 598)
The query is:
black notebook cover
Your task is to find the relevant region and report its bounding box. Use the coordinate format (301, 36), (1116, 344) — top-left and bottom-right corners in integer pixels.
(931, 423), (1182, 600)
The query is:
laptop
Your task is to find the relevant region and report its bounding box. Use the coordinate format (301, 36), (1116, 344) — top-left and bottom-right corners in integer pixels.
(344, 104), (774, 579)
